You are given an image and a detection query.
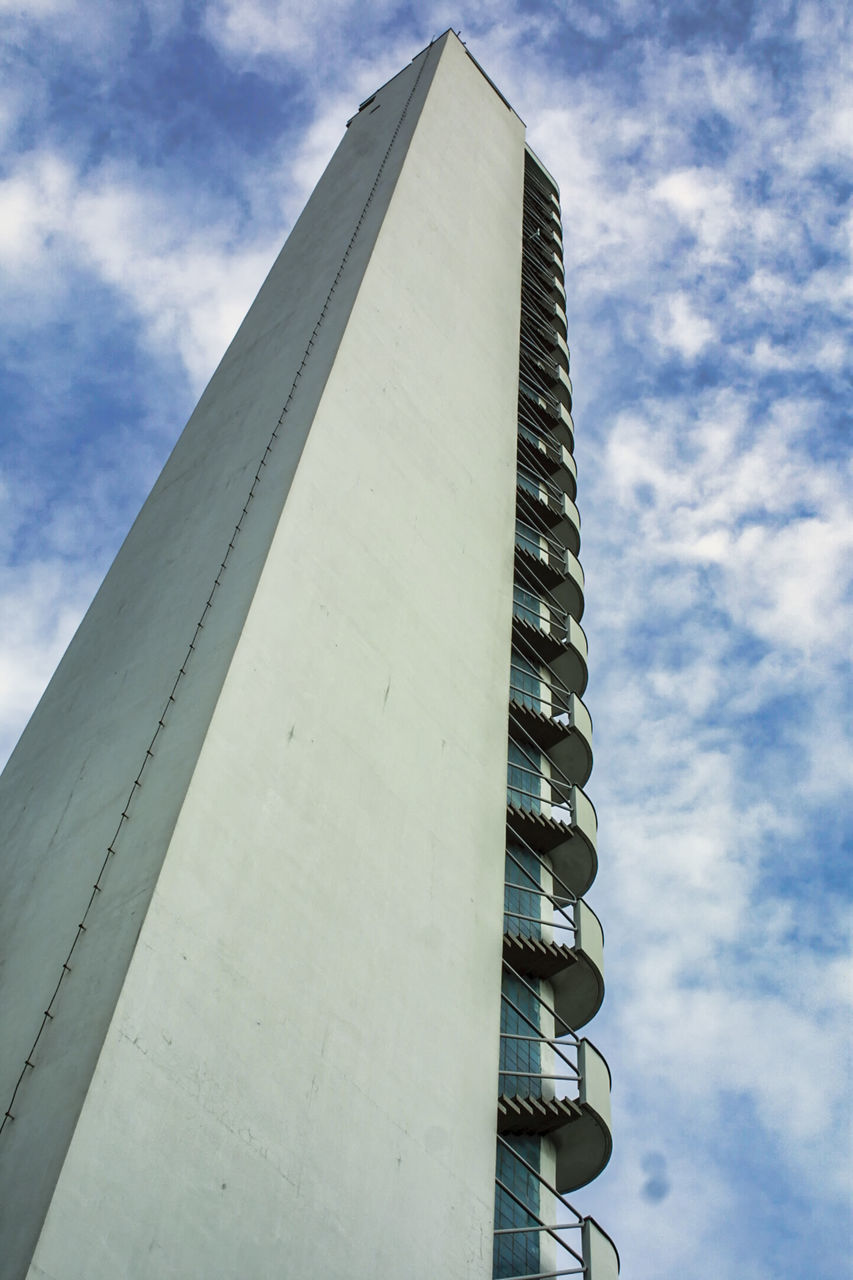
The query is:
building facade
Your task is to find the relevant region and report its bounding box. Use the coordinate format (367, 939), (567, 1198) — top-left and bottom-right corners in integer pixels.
(0, 31), (616, 1280)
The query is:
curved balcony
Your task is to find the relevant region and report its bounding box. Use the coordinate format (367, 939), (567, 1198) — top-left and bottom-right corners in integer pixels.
(528, 290), (567, 337)
(525, 153), (560, 202)
(515, 525), (584, 622)
(503, 843), (604, 1029)
(497, 975), (612, 1191)
(583, 1219), (621, 1280)
(505, 748), (598, 897)
(552, 401), (574, 451)
(524, 187), (562, 233)
(512, 581), (588, 695)
(523, 308), (570, 365)
(520, 346), (572, 416)
(508, 673), (592, 784)
(524, 171), (561, 220)
(494, 1137), (619, 1280)
(516, 469), (580, 558)
(519, 385), (575, 456)
(515, 520), (570, 594)
(524, 254), (566, 305)
(525, 237), (564, 282)
(524, 207), (563, 249)
(518, 424), (577, 500)
(551, 547), (585, 622)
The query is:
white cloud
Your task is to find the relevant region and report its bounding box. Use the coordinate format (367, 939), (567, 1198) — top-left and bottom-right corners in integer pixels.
(653, 291), (716, 357)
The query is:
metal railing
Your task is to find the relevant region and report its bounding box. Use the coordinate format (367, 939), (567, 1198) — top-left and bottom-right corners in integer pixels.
(522, 262), (564, 315)
(515, 519), (568, 576)
(509, 655), (571, 719)
(507, 707), (581, 818)
(517, 424), (573, 489)
(494, 1136), (587, 1280)
(504, 843), (579, 949)
(499, 961), (581, 1088)
(512, 562), (571, 639)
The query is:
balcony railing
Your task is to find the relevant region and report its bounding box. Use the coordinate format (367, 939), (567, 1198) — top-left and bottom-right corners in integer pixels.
(515, 521), (584, 621)
(519, 384), (574, 454)
(494, 1136), (620, 1280)
(511, 570), (588, 694)
(498, 965), (612, 1191)
(516, 475), (580, 559)
(508, 662), (592, 785)
(504, 837), (604, 1030)
(518, 424), (577, 498)
(506, 728), (597, 895)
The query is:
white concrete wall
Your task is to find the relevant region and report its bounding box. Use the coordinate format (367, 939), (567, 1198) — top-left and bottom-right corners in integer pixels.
(0, 39), (447, 1280)
(11, 32), (525, 1280)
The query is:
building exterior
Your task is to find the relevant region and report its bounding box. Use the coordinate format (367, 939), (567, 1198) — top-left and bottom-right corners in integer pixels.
(0, 31), (616, 1280)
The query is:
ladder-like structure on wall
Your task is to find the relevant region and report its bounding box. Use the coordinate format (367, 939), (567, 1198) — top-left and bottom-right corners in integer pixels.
(492, 149), (619, 1280)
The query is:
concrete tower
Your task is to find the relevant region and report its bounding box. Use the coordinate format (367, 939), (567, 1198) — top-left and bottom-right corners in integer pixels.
(0, 32), (615, 1280)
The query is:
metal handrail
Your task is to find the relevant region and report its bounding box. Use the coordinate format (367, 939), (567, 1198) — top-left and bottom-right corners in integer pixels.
(524, 251), (565, 296)
(522, 263), (563, 312)
(519, 379), (562, 423)
(498, 1135), (583, 1227)
(500, 996), (581, 1074)
(525, 185), (561, 222)
(494, 1174), (584, 1278)
(506, 814), (582, 907)
(522, 257), (563, 300)
(514, 557), (571, 619)
(524, 226), (563, 268)
(522, 298), (566, 350)
(507, 776), (573, 814)
(509, 666), (570, 716)
(518, 402), (569, 456)
(517, 464), (564, 508)
(494, 1141), (587, 1280)
(515, 481), (572, 547)
(517, 424), (571, 478)
(520, 351), (567, 406)
(524, 181), (561, 226)
(521, 323), (562, 368)
(524, 208), (563, 246)
(515, 518), (568, 572)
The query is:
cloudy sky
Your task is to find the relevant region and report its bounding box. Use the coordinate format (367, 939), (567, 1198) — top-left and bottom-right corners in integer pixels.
(1, 1), (850, 1276)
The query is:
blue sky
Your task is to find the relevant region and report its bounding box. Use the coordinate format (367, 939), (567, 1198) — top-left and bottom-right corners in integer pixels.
(1, 1), (850, 1276)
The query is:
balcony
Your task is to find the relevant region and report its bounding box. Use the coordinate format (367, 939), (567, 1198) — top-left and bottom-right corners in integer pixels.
(519, 385), (574, 456)
(508, 669), (592, 784)
(517, 424), (577, 499)
(524, 254), (566, 305)
(503, 843), (604, 1029)
(506, 744), (598, 896)
(551, 548), (585, 622)
(525, 235), (564, 281)
(497, 972), (612, 1192)
(515, 522), (584, 622)
(523, 187), (562, 234)
(494, 1135), (619, 1280)
(512, 595), (588, 697)
(520, 345), (572, 416)
(522, 307), (571, 367)
(515, 519), (570, 593)
(516, 472), (580, 559)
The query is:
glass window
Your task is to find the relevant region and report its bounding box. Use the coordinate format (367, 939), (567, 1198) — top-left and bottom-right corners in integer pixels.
(513, 585), (542, 629)
(494, 1136), (541, 1279)
(507, 739), (542, 813)
(504, 844), (542, 940)
(500, 972), (542, 1099)
(510, 649), (542, 712)
(516, 518), (545, 561)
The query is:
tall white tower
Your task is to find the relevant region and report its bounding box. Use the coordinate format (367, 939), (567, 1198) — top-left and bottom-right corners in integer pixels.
(0, 32), (615, 1280)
